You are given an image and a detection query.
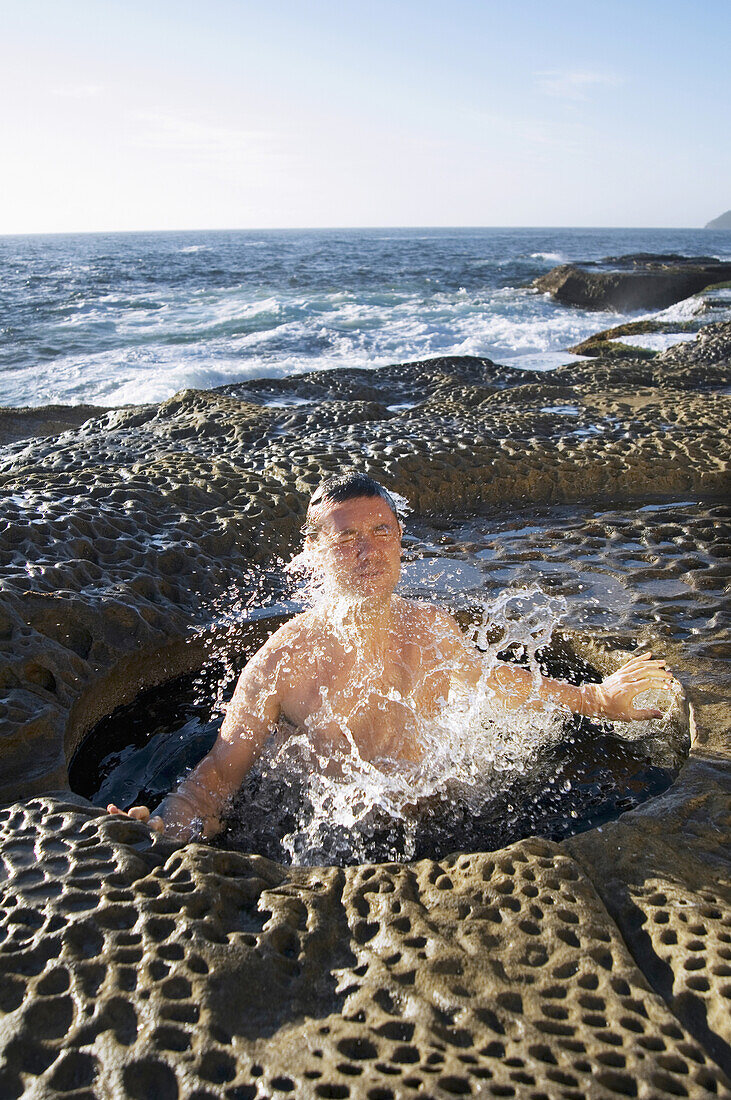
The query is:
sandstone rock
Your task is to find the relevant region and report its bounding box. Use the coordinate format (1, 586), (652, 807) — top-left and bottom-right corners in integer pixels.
(534, 255), (731, 311)
(0, 324), (729, 1095)
(1, 797), (729, 1097)
(0, 403), (111, 446)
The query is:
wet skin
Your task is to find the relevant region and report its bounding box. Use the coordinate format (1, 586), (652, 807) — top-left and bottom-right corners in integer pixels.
(108, 496), (678, 840)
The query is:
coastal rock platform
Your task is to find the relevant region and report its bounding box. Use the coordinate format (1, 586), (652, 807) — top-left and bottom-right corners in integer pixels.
(0, 322), (729, 1097)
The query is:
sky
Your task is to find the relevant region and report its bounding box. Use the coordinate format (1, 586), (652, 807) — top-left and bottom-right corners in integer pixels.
(1, 0), (729, 233)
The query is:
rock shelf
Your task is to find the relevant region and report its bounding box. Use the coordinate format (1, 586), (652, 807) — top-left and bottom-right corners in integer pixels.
(533, 255), (731, 312)
(0, 322), (729, 1097)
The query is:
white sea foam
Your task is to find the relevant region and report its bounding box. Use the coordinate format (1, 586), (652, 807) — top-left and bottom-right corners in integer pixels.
(2, 229), (722, 409)
(502, 351), (589, 372)
(0, 282), (622, 407)
(642, 295), (705, 323)
(611, 333), (697, 352)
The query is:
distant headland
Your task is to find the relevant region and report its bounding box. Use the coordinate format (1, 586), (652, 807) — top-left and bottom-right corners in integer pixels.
(705, 209), (731, 229)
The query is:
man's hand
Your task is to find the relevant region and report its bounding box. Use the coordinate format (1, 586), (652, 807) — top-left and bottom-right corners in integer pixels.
(586, 651), (678, 721)
(101, 636), (285, 842)
(106, 803), (165, 833)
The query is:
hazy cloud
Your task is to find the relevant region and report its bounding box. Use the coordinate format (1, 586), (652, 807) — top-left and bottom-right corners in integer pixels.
(52, 84), (104, 99)
(535, 70), (623, 101)
(130, 110), (291, 173)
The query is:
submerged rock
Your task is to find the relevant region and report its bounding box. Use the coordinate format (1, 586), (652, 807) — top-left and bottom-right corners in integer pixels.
(534, 254), (731, 311)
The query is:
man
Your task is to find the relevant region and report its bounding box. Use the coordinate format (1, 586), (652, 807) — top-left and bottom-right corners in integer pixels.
(108, 473), (676, 841)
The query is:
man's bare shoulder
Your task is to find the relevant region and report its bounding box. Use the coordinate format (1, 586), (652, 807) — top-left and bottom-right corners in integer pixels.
(251, 611), (318, 668)
(394, 596), (465, 643)
(233, 612), (318, 705)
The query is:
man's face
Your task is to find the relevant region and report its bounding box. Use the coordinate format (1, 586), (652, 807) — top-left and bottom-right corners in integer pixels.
(306, 495), (402, 598)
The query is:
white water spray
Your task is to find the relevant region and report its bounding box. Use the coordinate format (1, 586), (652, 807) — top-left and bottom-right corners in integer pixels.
(221, 540), (574, 865)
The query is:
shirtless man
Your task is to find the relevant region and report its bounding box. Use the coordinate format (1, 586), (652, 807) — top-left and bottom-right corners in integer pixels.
(108, 473), (677, 841)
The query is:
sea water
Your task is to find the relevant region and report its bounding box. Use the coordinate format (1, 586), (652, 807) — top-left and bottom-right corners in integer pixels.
(2, 226), (730, 409)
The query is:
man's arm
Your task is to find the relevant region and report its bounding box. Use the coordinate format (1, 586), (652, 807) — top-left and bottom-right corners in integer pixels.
(432, 609), (676, 721)
(107, 623), (298, 840)
(481, 650), (674, 721)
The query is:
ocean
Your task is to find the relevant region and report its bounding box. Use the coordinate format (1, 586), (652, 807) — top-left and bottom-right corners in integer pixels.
(1, 226), (730, 409)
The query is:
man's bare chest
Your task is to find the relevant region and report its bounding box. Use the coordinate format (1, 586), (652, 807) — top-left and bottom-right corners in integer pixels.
(279, 638), (450, 760)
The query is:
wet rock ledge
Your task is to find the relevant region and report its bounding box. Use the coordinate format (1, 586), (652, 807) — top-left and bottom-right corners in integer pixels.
(534, 253), (731, 311)
(0, 323), (729, 1097)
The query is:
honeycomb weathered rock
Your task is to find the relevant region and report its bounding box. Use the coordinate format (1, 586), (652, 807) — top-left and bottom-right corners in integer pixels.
(1, 326), (729, 1096)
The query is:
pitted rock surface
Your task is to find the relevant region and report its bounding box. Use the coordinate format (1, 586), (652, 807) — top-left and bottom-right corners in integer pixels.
(405, 500), (730, 664)
(2, 334), (727, 803)
(1, 322), (730, 1096)
(1, 798), (729, 1100)
(568, 756), (731, 1077)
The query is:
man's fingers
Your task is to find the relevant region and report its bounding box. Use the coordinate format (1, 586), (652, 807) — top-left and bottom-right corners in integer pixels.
(107, 804), (152, 821)
(625, 651), (653, 665)
(620, 665), (676, 684)
(624, 651), (663, 668)
(105, 803), (164, 832)
(619, 668), (659, 686)
(127, 806), (151, 822)
(623, 652), (669, 669)
(625, 673), (672, 687)
(604, 653), (679, 721)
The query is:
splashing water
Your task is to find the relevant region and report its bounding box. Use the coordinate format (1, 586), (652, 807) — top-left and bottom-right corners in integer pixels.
(72, 500), (689, 865)
(221, 551), (577, 866)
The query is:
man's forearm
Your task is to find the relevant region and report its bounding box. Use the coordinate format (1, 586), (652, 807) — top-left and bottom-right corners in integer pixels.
(483, 652), (673, 724)
(538, 674), (585, 715)
(154, 722), (272, 840)
(155, 754), (234, 840)
(537, 678), (609, 717)
(487, 663), (607, 717)
(106, 657), (285, 839)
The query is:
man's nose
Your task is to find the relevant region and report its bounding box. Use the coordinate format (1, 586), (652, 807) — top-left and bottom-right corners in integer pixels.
(355, 532), (377, 556)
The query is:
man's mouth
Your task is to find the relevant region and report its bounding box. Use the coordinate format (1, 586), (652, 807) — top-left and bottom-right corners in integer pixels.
(354, 567), (385, 579)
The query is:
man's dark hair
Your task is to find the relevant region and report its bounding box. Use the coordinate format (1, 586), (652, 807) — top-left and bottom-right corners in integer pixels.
(304, 473), (400, 537)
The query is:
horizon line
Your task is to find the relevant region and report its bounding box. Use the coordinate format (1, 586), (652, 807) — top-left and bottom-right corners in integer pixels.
(0, 223), (722, 239)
